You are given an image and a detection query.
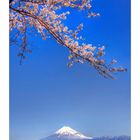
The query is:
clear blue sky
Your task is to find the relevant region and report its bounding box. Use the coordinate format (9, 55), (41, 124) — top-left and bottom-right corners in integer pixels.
(10, 0), (130, 140)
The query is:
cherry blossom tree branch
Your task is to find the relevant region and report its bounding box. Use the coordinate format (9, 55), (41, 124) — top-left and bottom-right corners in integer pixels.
(9, 0), (127, 79)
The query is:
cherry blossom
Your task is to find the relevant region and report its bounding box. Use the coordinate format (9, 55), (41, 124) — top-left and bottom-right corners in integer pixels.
(9, 0), (127, 79)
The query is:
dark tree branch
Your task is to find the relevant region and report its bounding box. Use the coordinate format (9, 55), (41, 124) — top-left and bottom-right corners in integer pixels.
(10, 6), (116, 79)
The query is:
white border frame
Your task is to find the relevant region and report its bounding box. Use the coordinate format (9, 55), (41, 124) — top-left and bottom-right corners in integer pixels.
(0, 0), (9, 140)
(131, 0), (140, 140)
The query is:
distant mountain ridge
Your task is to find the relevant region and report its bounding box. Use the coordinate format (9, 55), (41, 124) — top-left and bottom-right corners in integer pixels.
(93, 136), (130, 140)
(40, 126), (130, 140)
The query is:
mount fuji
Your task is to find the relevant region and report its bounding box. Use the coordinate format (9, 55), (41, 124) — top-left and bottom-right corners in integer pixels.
(41, 126), (93, 140)
(40, 126), (130, 140)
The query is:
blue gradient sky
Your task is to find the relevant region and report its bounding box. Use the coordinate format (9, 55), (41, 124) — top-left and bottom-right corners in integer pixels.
(10, 1), (130, 140)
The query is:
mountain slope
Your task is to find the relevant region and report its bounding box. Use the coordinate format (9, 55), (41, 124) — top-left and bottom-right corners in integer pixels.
(41, 126), (93, 140)
(40, 126), (130, 140)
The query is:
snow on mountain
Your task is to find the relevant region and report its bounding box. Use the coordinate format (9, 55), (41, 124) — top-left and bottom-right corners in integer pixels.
(40, 126), (130, 140)
(55, 126), (93, 139)
(41, 126), (93, 140)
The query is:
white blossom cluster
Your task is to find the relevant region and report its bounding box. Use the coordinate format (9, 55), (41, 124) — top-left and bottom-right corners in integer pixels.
(9, 0), (126, 78)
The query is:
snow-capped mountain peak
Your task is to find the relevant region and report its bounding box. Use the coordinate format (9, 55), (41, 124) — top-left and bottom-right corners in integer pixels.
(55, 126), (78, 135)
(40, 126), (130, 140)
(54, 126), (92, 139)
